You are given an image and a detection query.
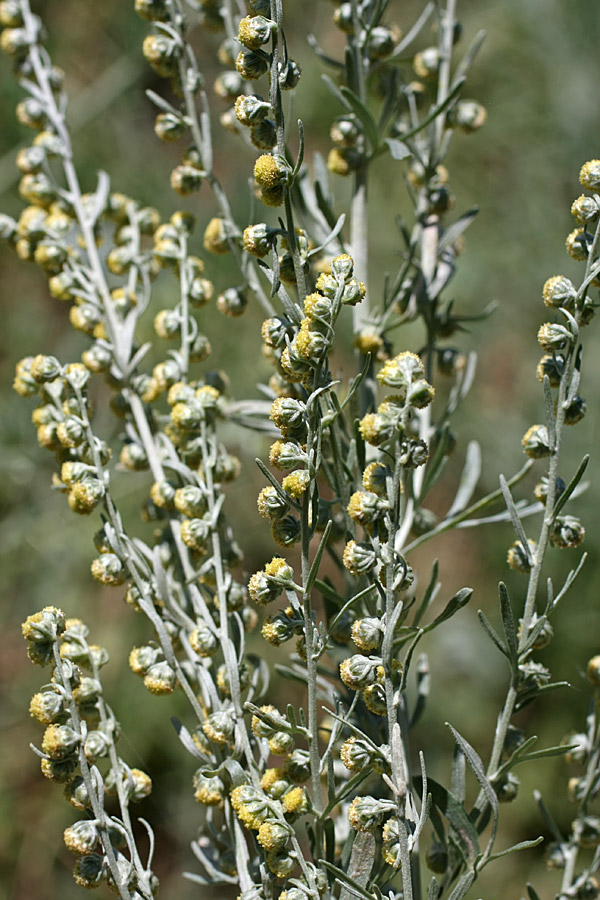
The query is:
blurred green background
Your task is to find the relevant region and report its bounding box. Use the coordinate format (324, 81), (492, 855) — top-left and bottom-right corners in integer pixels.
(2, 1), (600, 897)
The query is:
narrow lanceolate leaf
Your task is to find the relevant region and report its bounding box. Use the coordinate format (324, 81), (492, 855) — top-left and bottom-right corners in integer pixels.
(533, 790), (565, 844)
(323, 833), (376, 900)
(413, 559), (440, 627)
(446, 870), (476, 900)
(477, 609), (509, 658)
(384, 138), (411, 160)
(498, 582), (517, 662)
(499, 474), (532, 564)
(552, 454), (589, 519)
(446, 440), (482, 518)
(438, 207), (479, 253)
(306, 521), (333, 594)
(413, 776), (479, 864)
(447, 724), (499, 851)
(486, 836), (543, 863)
(426, 587), (473, 630)
(527, 884), (543, 900)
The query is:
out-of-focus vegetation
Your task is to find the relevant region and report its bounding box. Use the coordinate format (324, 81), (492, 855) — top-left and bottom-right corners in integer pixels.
(1, 1), (600, 897)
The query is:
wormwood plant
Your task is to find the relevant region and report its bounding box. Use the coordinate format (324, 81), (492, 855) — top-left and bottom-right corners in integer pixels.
(3, 0), (600, 898)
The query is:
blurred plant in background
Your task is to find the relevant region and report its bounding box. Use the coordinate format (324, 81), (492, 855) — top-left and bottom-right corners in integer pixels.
(2, 1), (600, 900)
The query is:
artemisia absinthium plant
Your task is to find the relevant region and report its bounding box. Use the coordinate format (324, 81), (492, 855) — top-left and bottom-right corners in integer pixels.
(2, 0), (598, 897)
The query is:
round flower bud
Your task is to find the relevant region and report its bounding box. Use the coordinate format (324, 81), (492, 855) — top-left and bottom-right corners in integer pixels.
(154, 112), (185, 142)
(413, 47), (440, 79)
(282, 469), (310, 499)
(257, 821), (290, 853)
(174, 484), (207, 517)
(230, 783), (270, 829)
(587, 655), (600, 687)
(68, 478), (106, 515)
(339, 654), (378, 691)
(84, 730), (111, 763)
(171, 165), (204, 196)
(566, 227), (591, 261)
(544, 842), (567, 870)
(90, 554), (127, 586)
(340, 737), (376, 773)
(236, 48), (269, 80)
(257, 485), (288, 521)
(238, 15), (276, 50)
(64, 776), (91, 811)
(563, 732), (590, 765)
(144, 660), (176, 694)
(269, 731), (295, 755)
(261, 608), (298, 645)
(493, 772), (519, 803)
(351, 617), (383, 652)
(349, 796), (393, 832)
(203, 709), (235, 744)
(260, 766), (290, 799)
(190, 622), (219, 657)
(563, 395), (587, 426)
(265, 849), (295, 877)
(30, 689), (65, 724)
(42, 724), (81, 760)
(425, 839), (448, 874)
(217, 286), (248, 317)
(536, 353), (563, 386)
(363, 682), (387, 716)
(265, 54), (295, 90)
(285, 748), (310, 784)
(250, 118), (277, 150)
(22, 606), (66, 643)
(193, 772), (226, 806)
(571, 194), (600, 225)
(506, 538), (537, 574)
(579, 160), (600, 191)
(521, 424), (552, 458)
(377, 350), (424, 392)
(214, 70), (244, 100)
(135, 0), (168, 20)
(271, 515), (301, 547)
(180, 516), (211, 552)
(542, 275), (577, 309)
(0, 1), (24, 26)
(447, 100), (487, 132)
(281, 785), (308, 817)
(400, 438), (429, 468)
(142, 33), (180, 77)
(347, 490), (385, 527)
(203, 216), (234, 254)
(343, 540), (377, 575)
(243, 222), (273, 257)
(537, 322), (573, 353)
(269, 439), (307, 470)
(254, 153), (289, 192)
(362, 461), (391, 495)
(327, 147), (361, 176)
(382, 817), (402, 868)
(366, 25), (399, 60)
(235, 94), (270, 127)
(15, 98), (47, 130)
(549, 515), (585, 549)
(73, 854), (104, 889)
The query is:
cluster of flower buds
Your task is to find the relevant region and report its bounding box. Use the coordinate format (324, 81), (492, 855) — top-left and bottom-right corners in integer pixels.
(23, 606), (154, 892)
(230, 776), (307, 876)
(514, 162), (596, 571)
